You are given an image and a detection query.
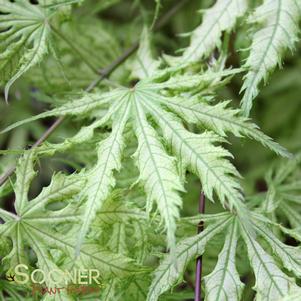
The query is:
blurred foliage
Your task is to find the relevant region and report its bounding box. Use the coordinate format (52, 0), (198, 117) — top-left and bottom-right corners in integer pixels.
(0, 1), (300, 301)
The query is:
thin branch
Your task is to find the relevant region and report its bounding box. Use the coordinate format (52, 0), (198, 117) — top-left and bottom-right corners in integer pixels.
(0, 0), (190, 187)
(195, 191), (206, 301)
(153, 0), (189, 30)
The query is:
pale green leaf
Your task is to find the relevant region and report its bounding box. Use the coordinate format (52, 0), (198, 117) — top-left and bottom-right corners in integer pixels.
(204, 219), (244, 301)
(149, 68), (242, 91)
(131, 28), (160, 79)
(147, 215), (233, 301)
(95, 197), (147, 225)
(141, 96), (247, 216)
(0, 209), (18, 222)
(14, 152), (36, 215)
(0, 0), (50, 100)
(22, 221), (141, 278)
(4, 24), (50, 101)
(100, 278), (118, 301)
(240, 221), (299, 301)
(108, 223), (127, 255)
(0, 89), (126, 134)
(279, 290), (301, 301)
(37, 94), (128, 156)
(254, 222), (301, 278)
(280, 203), (301, 229)
(2, 223), (28, 269)
(180, 0), (247, 64)
(76, 100), (131, 253)
(21, 172), (86, 218)
(158, 96), (290, 157)
(280, 226), (301, 243)
(241, 0), (301, 115)
(179, 212), (231, 226)
(3, 78), (287, 254)
(133, 97), (183, 250)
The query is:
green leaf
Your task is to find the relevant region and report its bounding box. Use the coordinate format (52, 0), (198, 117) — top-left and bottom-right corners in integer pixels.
(76, 99), (131, 254)
(240, 220), (299, 301)
(100, 278), (118, 301)
(280, 226), (301, 243)
(14, 152), (36, 215)
(108, 222), (127, 255)
(20, 222), (66, 287)
(204, 219), (244, 301)
(143, 98), (246, 216)
(131, 28), (160, 80)
(0, 89), (125, 134)
(179, 212), (231, 226)
(21, 172), (86, 219)
(0, 152), (143, 281)
(262, 153), (301, 222)
(0, 2), (301, 300)
(2, 71), (288, 252)
(147, 215), (233, 301)
(95, 195), (147, 225)
(2, 222), (28, 269)
(279, 289), (301, 301)
(241, 0), (301, 115)
(280, 203), (301, 229)
(179, 0), (247, 64)
(0, 0), (51, 101)
(24, 223), (142, 277)
(0, 209), (17, 222)
(159, 96), (290, 157)
(133, 97), (183, 250)
(254, 221), (301, 278)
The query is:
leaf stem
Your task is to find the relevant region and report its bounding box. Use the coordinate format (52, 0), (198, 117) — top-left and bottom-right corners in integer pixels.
(195, 191), (206, 301)
(0, 208), (19, 221)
